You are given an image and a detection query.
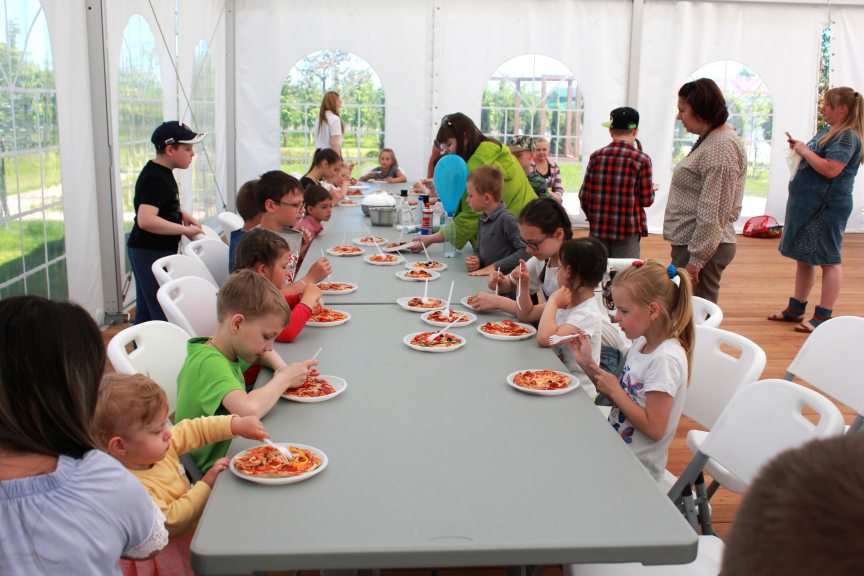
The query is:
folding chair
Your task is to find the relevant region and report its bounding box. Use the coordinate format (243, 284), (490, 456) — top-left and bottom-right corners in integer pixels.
(183, 238), (230, 286)
(784, 316), (864, 432)
(690, 296), (723, 328)
(217, 211), (244, 235)
(152, 253), (217, 287)
(157, 276), (219, 337)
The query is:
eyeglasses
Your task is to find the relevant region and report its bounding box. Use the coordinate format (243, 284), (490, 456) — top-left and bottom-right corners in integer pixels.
(523, 235), (549, 250)
(279, 200), (305, 210)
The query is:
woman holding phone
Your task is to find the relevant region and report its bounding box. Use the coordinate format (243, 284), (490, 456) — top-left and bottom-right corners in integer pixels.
(769, 87), (863, 332)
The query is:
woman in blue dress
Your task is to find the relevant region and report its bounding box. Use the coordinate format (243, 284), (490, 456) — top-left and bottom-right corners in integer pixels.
(769, 87), (864, 332)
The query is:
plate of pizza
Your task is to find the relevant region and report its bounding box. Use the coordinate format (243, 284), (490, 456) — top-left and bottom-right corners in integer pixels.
(421, 309), (477, 327)
(396, 296), (446, 312)
(282, 372), (347, 403)
(460, 296), (479, 311)
(229, 443), (328, 485)
(403, 331), (466, 353)
(395, 269), (441, 282)
(307, 306), (351, 326)
(347, 184), (369, 191)
(326, 245), (364, 257)
(338, 199), (361, 206)
(352, 236), (388, 247)
(316, 282), (358, 295)
(478, 320), (537, 341)
(364, 253), (404, 266)
(405, 260), (447, 271)
(345, 189), (365, 197)
(383, 241), (416, 253)
(506, 369), (577, 396)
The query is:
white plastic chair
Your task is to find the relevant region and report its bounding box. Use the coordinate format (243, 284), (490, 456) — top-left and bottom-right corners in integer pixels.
(107, 321), (191, 415)
(152, 253), (217, 287)
(784, 316), (864, 432)
(690, 296), (723, 328)
(157, 276), (219, 337)
(183, 238), (230, 286)
(217, 211), (244, 235)
(567, 379), (845, 576)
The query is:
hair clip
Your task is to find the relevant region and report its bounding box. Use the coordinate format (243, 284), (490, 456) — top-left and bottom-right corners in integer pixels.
(667, 264), (677, 279)
(631, 260), (644, 268)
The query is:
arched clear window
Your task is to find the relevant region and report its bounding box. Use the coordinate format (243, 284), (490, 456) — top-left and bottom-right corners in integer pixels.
(280, 49), (384, 177)
(0, 0), (64, 298)
(673, 61), (773, 213)
(481, 55), (584, 193)
(188, 38), (217, 221)
(117, 14), (163, 234)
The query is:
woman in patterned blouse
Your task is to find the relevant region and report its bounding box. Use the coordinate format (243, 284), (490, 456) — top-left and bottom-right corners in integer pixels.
(663, 78), (746, 304)
(532, 137), (565, 202)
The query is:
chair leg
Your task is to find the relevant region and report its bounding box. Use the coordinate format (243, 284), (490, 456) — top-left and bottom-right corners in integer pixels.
(706, 479), (720, 500)
(849, 415), (864, 433)
(680, 483), (698, 531)
(693, 472), (716, 536)
(668, 453), (708, 532)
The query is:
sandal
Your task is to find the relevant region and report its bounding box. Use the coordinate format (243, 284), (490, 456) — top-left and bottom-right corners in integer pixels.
(768, 297), (807, 322)
(794, 306), (832, 333)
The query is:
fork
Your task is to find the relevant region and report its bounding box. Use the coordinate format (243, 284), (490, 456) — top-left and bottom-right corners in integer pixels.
(263, 438), (292, 462)
(548, 331), (591, 346)
(427, 313), (467, 342)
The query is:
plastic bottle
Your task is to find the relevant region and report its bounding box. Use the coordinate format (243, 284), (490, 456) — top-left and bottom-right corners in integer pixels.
(419, 203), (433, 236)
(415, 194), (429, 228)
(395, 190), (415, 232)
(442, 212), (457, 258)
(431, 200), (445, 234)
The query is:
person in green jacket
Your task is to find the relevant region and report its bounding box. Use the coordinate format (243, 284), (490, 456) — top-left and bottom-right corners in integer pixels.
(412, 113), (536, 251)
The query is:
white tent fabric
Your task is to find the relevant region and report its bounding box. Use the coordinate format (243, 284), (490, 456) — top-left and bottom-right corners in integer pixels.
(26, 0), (864, 321)
(831, 5), (864, 232)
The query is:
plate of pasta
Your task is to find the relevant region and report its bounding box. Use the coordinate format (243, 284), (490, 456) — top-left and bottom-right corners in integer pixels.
(383, 241), (416, 253)
(326, 245), (364, 257)
(506, 369), (577, 396)
(364, 253), (405, 266)
(403, 331), (466, 353)
(229, 443), (328, 485)
(396, 296), (446, 312)
(307, 306), (351, 326)
(421, 309), (477, 327)
(282, 372), (347, 403)
(395, 269), (441, 282)
(353, 236), (388, 247)
(405, 260), (447, 271)
(478, 320), (536, 341)
(316, 282), (358, 295)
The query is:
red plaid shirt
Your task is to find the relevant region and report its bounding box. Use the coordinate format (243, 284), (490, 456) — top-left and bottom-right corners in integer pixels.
(579, 141), (654, 240)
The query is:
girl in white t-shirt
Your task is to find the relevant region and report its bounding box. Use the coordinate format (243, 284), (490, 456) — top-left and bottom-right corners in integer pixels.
(468, 197), (571, 314)
(571, 261), (695, 481)
(532, 237), (608, 397)
(315, 91), (343, 156)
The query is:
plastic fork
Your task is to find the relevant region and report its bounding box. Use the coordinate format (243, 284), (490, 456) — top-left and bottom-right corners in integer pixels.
(547, 331), (592, 346)
(426, 313), (467, 342)
(263, 438), (292, 462)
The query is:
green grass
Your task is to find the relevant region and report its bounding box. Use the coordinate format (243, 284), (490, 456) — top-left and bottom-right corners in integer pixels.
(557, 162), (583, 194)
(2, 150), (62, 195)
(0, 219), (65, 271)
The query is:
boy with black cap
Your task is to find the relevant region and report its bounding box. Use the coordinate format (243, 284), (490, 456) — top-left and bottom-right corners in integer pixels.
(578, 107), (654, 259)
(127, 121), (205, 324)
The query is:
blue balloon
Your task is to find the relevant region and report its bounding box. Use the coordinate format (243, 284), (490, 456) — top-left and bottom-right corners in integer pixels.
(433, 154), (469, 216)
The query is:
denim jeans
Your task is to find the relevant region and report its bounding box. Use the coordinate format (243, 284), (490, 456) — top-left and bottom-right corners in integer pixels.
(128, 246), (174, 324)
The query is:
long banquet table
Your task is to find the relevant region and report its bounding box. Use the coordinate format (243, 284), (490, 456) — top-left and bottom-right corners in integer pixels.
(190, 185), (697, 574)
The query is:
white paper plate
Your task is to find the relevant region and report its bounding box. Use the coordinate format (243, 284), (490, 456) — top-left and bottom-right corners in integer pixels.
(307, 310), (351, 327)
(326, 246), (365, 257)
(347, 184), (369, 191)
(316, 282), (358, 295)
(383, 241), (417, 253)
(403, 331), (466, 353)
(477, 321), (537, 341)
(405, 260), (447, 271)
(337, 199), (361, 207)
(282, 375), (347, 403)
(364, 254), (404, 266)
(396, 296), (446, 312)
(421, 309), (477, 327)
(460, 296), (478, 311)
(229, 443), (328, 485)
(396, 269), (441, 282)
(352, 236), (388, 247)
(506, 369), (578, 396)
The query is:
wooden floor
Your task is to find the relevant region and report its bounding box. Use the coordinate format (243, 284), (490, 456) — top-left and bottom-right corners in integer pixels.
(102, 232), (864, 575)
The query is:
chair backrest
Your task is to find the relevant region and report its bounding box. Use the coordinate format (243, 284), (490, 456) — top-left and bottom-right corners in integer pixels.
(596, 258), (643, 320)
(151, 253), (217, 287)
(785, 316), (864, 418)
(106, 321), (191, 414)
(217, 211), (245, 235)
(157, 276), (219, 337)
(684, 325), (767, 429)
(691, 296), (724, 328)
(701, 378), (845, 486)
(183, 238), (230, 286)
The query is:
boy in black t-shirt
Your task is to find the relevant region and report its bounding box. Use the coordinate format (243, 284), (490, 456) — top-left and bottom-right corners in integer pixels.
(127, 121), (205, 324)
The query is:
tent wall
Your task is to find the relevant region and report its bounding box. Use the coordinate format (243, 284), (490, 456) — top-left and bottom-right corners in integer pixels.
(27, 0), (863, 321)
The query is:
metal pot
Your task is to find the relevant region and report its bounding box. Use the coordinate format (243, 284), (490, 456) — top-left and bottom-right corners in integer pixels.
(370, 207), (397, 226)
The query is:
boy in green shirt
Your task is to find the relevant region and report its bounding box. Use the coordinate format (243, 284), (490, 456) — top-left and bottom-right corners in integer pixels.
(175, 269), (318, 472)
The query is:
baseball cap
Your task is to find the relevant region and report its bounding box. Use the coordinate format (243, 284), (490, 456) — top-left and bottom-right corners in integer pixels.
(602, 107), (639, 130)
(507, 135), (535, 154)
(151, 121), (206, 149)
